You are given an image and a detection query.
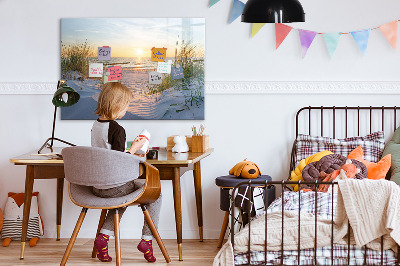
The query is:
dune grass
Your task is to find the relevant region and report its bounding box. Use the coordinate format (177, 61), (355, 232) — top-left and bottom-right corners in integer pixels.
(147, 41), (204, 94)
(61, 40), (95, 79)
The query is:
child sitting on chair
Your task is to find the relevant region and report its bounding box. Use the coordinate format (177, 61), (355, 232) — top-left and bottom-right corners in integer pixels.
(91, 82), (162, 263)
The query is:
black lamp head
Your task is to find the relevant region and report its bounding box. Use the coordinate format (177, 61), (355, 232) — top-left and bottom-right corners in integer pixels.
(52, 80), (80, 107)
(242, 0), (305, 23)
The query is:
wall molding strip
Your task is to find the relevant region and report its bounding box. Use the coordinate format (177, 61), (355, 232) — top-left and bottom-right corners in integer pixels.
(0, 81), (399, 95)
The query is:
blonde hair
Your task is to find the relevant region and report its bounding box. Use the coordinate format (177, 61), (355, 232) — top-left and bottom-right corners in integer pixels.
(95, 83), (132, 120)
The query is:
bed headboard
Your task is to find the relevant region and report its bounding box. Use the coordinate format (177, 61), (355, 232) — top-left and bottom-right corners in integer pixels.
(290, 106), (400, 178)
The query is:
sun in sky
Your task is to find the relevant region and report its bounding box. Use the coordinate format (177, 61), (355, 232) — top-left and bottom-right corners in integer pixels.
(136, 48), (143, 57)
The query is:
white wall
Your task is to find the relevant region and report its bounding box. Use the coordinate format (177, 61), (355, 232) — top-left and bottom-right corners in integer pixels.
(1, 0), (400, 240)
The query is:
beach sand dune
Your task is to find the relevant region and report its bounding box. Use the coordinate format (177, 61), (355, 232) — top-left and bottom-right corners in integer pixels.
(61, 69), (204, 120)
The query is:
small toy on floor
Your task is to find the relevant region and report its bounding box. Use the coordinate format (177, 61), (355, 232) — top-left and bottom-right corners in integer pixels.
(1, 192), (44, 247)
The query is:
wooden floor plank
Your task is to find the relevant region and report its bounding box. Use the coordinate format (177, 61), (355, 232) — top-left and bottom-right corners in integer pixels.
(0, 239), (222, 265)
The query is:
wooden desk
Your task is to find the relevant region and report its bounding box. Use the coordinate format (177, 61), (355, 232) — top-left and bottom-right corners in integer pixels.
(10, 147), (213, 261)
(146, 148), (213, 260)
(9, 148), (64, 260)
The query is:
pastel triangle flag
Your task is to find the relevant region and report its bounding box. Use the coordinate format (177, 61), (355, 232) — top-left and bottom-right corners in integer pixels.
(298, 29), (317, 58)
(323, 33), (341, 58)
(229, 0), (245, 24)
(209, 0), (220, 7)
(351, 29), (370, 55)
(275, 23), (293, 49)
(378, 21), (398, 50)
(251, 23), (266, 38)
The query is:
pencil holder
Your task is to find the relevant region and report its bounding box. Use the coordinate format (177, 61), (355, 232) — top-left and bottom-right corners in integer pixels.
(191, 135), (209, 153)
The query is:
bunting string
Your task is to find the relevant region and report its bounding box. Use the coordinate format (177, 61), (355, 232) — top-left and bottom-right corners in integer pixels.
(209, 0), (400, 58)
(283, 20), (400, 35)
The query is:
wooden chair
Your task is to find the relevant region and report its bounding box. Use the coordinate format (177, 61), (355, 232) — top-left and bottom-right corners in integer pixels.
(60, 146), (171, 265)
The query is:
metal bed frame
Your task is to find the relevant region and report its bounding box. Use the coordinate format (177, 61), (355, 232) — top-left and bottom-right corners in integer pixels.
(230, 106), (400, 266)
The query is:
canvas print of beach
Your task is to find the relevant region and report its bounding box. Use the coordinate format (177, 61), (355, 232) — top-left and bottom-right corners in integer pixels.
(60, 18), (205, 120)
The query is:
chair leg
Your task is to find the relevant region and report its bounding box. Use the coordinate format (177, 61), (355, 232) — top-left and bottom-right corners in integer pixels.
(60, 208), (88, 266)
(217, 211), (230, 248)
(141, 205), (171, 263)
(92, 209), (108, 258)
(114, 209), (121, 266)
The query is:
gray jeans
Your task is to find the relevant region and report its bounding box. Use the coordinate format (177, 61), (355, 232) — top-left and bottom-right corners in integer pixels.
(92, 180), (162, 240)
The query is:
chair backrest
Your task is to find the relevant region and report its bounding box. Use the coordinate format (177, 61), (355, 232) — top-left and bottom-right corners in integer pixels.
(62, 146), (145, 188)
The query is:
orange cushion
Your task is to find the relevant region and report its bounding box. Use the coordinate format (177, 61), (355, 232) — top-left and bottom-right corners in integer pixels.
(347, 146), (391, 180)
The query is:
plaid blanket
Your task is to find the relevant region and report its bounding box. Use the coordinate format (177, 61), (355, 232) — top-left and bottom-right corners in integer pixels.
(235, 244), (397, 265)
(266, 190), (336, 220)
(234, 191), (397, 265)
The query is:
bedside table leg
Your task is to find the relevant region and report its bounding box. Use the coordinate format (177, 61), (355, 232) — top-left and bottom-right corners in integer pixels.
(217, 211), (230, 248)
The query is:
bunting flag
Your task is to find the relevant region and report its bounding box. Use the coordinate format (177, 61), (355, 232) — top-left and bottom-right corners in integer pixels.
(378, 21), (398, 50)
(229, 0), (245, 24)
(251, 23), (266, 38)
(323, 33), (341, 58)
(298, 29), (317, 58)
(209, 0), (220, 7)
(275, 23), (293, 49)
(206, 0), (400, 58)
(351, 29), (370, 55)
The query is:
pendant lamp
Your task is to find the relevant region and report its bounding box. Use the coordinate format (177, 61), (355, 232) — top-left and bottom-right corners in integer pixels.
(38, 80), (80, 154)
(241, 0), (305, 23)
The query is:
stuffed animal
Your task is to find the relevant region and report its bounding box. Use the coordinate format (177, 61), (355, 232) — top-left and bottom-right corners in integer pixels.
(1, 192), (44, 247)
(229, 159), (261, 179)
(172, 135), (189, 153)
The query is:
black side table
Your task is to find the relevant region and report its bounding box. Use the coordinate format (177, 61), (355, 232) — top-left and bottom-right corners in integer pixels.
(215, 175), (275, 248)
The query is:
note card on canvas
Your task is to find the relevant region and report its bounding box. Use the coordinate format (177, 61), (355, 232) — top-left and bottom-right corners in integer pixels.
(149, 71), (162, 84)
(151, 47), (167, 62)
(157, 60), (172, 73)
(107, 65), (122, 81)
(89, 63), (103, 77)
(171, 65), (184, 80)
(98, 46), (111, 61)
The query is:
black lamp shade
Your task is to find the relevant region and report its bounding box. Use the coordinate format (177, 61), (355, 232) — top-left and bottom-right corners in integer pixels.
(242, 0), (305, 23)
(38, 80), (80, 154)
(52, 84), (80, 107)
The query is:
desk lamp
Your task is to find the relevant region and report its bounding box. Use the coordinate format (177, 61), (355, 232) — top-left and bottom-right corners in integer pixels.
(241, 0), (305, 23)
(38, 80), (80, 154)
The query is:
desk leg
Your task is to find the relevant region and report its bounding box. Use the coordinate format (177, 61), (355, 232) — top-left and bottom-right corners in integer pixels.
(172, 167), (183, 261)
(193, 161), (203, 242)
(20, 165), (35, 259)
(56, 178), (64, 241)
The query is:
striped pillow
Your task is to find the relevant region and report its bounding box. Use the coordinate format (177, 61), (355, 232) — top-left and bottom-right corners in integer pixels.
(294, 131), (385, 166)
